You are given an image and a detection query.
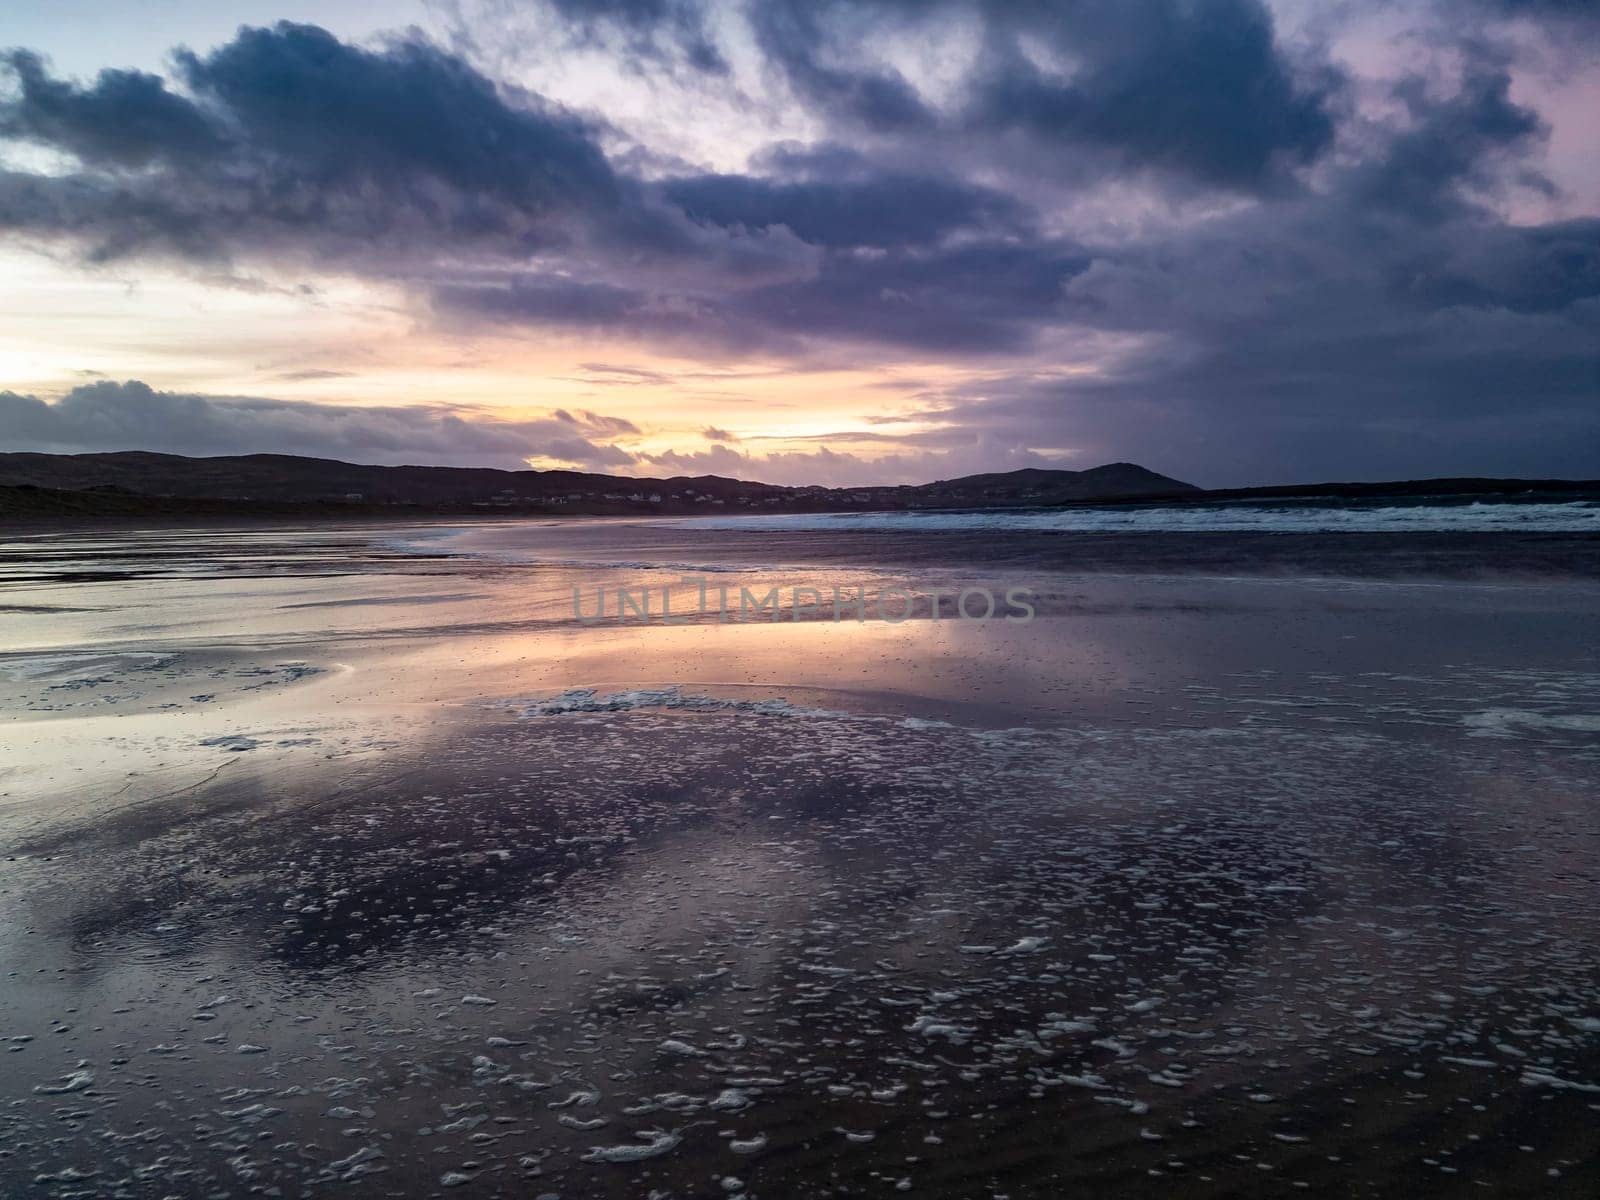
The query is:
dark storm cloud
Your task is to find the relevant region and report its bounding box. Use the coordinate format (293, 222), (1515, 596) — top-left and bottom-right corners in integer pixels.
(1353, 58), (1546, 219)
(0, 380), (636, 469)
(172, 22), (620, 211)
(0, 21), (791, 275)
(674, 0), (1340, 191)
(1, 4), (1597, 482)
(925, 245), (1597, 480)
(1476, 0), (1600, 23)
(850, 27), (1594, 484)
(433, 236), (1089, 356)
(745, 0), (936, 133)
(961, 0), (1339, 190)
(731, 239), (1091, 353)
(1390, 218), (1600, 315)
(429, 274), (789, 356)
(663, 171), (1029, 247)
(920, 314), (1599, 486)
(0, 49), (224, 167)
(437, 277), (642, 326)
(2, 25), (595, 263)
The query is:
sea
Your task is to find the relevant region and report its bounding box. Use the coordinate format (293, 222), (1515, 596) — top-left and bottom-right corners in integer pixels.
(0, 495), (1597, 1197)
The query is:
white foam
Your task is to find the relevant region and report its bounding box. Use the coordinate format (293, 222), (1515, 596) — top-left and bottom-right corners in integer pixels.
(505, 687), (851, 720)
(0, 652), (174, 682)
(582, 1130), (682, 1163)
(1461, 709), (1600, 737)
(669, 500), (1600, 534)
(32, 1068), (94, 1095)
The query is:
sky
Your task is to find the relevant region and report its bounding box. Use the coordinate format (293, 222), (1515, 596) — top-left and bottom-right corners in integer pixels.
(0, 0), (1596, 487)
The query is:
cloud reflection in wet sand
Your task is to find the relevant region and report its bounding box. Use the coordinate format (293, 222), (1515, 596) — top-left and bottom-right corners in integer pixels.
(0, 522), (1597, 1197)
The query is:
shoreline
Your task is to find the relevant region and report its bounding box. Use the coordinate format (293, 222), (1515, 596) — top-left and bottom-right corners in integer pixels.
(5, 472), (1597, 529)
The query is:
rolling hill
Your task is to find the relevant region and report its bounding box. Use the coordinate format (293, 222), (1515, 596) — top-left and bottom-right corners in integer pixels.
(0, 452), (1197, 520)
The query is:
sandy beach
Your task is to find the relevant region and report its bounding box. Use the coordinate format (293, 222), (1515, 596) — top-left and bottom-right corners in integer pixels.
(2, 515), (1598, 1198)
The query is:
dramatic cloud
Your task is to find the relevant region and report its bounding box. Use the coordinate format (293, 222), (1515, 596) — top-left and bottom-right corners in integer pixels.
(736, 0), (1340, 189)
(0, 50), (225, 167)
(960, 0), (1339, 189)
(663, 170), (1030, 249)
(0, 22), (808, 280)
(0, 0), (1596, 483)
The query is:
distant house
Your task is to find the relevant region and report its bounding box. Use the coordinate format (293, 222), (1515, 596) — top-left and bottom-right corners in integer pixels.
(344, 492), (364, 502)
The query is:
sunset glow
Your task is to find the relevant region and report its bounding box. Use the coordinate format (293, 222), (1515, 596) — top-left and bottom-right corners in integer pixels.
(2, 1), (1596, 485)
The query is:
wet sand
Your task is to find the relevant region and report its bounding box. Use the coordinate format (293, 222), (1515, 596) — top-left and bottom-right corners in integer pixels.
(1, 520), (1598, 1197)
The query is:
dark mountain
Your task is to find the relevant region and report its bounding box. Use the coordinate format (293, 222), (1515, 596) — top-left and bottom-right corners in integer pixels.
(2, 451), (1587, 524)
(0, 451), (1198, 520)
(924, 463), (1200, 503)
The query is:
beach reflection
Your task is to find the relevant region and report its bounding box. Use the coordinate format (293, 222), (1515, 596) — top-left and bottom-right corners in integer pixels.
(1, 522), (1598, 1197)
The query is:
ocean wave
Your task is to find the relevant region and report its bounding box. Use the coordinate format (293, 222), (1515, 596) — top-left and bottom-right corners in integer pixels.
(666, 500), (1600, 534)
